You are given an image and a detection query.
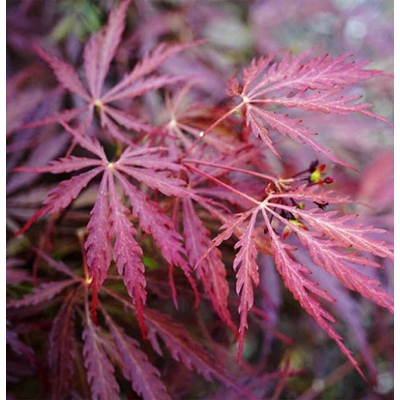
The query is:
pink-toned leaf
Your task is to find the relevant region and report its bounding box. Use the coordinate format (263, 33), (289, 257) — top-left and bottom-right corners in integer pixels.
(115, 171), (198, 306)
(104, 313), (170, 400)
(144, 309), (259, 400)
(115, 164), (189, 197)
(6, 328), (36, 366)
(48, 292), (76, 400)
(102, 105), (155, 133)
(261, 87), (390, 124)
(290, 223), (393, 312)
(240, 54), (275, 94)
(102, 41), (201, 103)
(60, 121), (108, 162)
(292, 208), (394, 259)
(248, 105), (351, 167)
(15, 156), (103, 174)
(117, 145), (171, 158)
(20, 105), (92, 131)
(264, 219), (367, 380)
(83, 0), (130, 98)
(85, 172), (112, 296)
(118, 146), (182, 172)
(182, 197), (236, 334)
(34, 46), (90, 101)
(82, 311), (120, 400)
(116, 171), (185, 266)
(230, 51), (390, 168)
(270, 184), (353, 205)
(6, 280), (77, 309)
(42, 167), (103, 214)
(194, 209), (254, 270)
(245, 108), (279, 157)
(14, 166), (102, 235)
(99, 111), (136, 147)
(269, 89), (369, 114)
(198, 199), (274, 257)
(244, 52), (385, 98)
(83, 33), (100, 98)
(102, 75), (182, 103)
(232, 210), (260, 360)
(107, 173), (147, 337)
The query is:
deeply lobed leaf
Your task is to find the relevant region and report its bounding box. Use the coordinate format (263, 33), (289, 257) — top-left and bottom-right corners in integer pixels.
(104, 312), (170, 400)
(85, 173), (113, 298)
(182, 197), (236, 334)
(82, 311), (120, 400)
(228, 51), (390, 167)
(232, 211), (260, 360)
(108, 172), (147, 337)
(48, 293), (76, 399)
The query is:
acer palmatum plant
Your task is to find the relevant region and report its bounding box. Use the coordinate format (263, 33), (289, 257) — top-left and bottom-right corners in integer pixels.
(6, 1), (393, 399)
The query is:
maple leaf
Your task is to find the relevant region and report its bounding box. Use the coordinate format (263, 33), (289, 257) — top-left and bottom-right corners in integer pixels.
(263, 202), (394, 312)
(231, 211), (260, 360)
(227, 51), (390, 167)
(144, 309), (259, 400)
(6, 280), (79, 310)
(258, 185), (393, 378)
(7, 0), (393, 397)
(82, 305), (120, 400)
(192, 206), (261, 361)
(21, 0), (199, 144)
(182, 197), (237, 335)
(161, 84), (246, 157)
(194, 177), (393, 377)
(107, 171), (147, 336)
(102, 308), (170, 400)
(48, 291), (76, 399)
(6, 327), (36, 369)
(15, 122), (195, 334)
(298, 254), (381, 383)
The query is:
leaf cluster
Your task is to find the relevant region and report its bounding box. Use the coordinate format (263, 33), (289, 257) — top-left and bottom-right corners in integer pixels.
(6, 1), (393, 399)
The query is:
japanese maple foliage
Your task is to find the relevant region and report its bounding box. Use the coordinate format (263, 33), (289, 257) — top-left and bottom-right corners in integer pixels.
(6, 0), (393, 399)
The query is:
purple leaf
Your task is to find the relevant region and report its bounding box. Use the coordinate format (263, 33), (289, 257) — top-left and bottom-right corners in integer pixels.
(12, 166), (98, 234)
(102, 41), (201, 103)
(182, 197), (236, 334)
(6, 280), (77, 309)
(83, 0), (130, 98)
(48, 293), (76, 399)
(116, 164), (189, 197)
(20, 105), (92, 131)
(102, 105), (155, 133)
(82, 311), (120, 400)
(85, 172), (113, 295)
(60, 121), (108, 162)
(294, 226), (393, 312)
(104, 312), (170, 400)
(102, 75), (183, 103)
(116, 171), (187, 269)
(108, 172), (147, 336)
(265, 221), (367, 381)
(34, 46), (90, 101)
(145, 309), (259, 400)
(232, 210), (260, 360)
(293, 209), (394, 259)
(15, 156), (103, 174)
